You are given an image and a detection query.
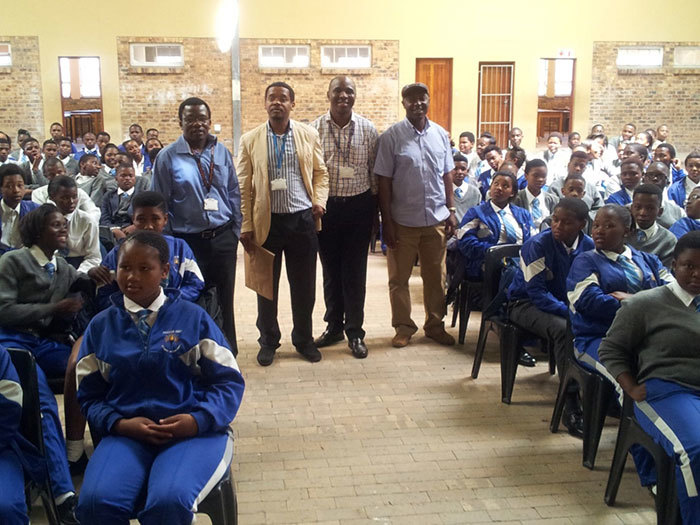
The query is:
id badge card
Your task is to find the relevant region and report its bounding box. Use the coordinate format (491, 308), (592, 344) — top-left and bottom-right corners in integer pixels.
(271, 178), (288, 191)
(339, 166), (355, 179)
(204, 198), (219, 211)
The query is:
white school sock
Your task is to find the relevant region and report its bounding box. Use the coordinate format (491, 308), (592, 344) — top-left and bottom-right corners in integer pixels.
(66, 439), (84, 462)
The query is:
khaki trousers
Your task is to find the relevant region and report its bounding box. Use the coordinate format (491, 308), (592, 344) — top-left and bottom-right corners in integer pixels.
(387, 221), (447, 337)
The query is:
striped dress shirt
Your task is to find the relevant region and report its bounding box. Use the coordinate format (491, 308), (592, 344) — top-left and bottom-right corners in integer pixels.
(266, 122), (312, 214)
(311, 112), (378, 197)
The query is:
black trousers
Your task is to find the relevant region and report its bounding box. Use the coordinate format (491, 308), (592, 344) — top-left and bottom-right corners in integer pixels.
(257, 209), (318, 350)
(176, 228), (238, 355)
(317, 191), (375, 339)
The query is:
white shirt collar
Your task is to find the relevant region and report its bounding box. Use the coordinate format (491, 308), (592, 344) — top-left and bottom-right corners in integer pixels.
(562, 234), (580, 254)
(638, 222), (658, 239)
(490, 201), (510, 214)
(667, 280), (697, 307)
(117, 187), (135, 197)
(600, 245), (633, 262)
(28, 245), (57, 268)
(123, 287), (167, 315)
(1, 199), (20, 215)
(625, 187), (634, 199)
(325, 111), (356, 130)
(525, 187), (544, 205)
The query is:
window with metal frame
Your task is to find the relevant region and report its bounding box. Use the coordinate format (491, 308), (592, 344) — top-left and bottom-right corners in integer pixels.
(478, 63), (514, 148)
(616, 47), (663, 68)
(258, 45), (310, 68)
(321, 45), (371, 68)
(674, 46), (700, 68)
(0, 43), (11, 67)
(130, 43), (184, 68)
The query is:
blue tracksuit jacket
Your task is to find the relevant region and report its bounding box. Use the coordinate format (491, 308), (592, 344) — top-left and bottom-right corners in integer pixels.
(670, 217), (700, 239)
(605, 189), (632, 206)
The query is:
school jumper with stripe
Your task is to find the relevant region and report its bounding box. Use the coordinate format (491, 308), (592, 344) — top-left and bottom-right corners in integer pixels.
(457, 201), (532, 279)
(599, 284), (700, 525)
(670, 217), (700, 239)
(668, 176), (695, 208)
(605, 188), (633, 206)
(76, 289), (245, 525)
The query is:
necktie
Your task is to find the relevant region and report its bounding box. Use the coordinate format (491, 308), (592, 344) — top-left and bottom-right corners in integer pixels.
(44, 262), (55, 278)
(637, 230), (647, 242)
(455, 187), (463, 199)
(693, 297), (700, 313)
(531, 198), (542, 220)
(617, 254), (642, 293)
(498, 209), (517, 244)
(120, 192), (129, 200)
(136, 309), (152, 342)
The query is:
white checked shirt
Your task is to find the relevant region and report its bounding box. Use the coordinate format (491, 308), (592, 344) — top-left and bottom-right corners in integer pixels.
(311, 111), (378, 197)
(265, 122), (312, 214)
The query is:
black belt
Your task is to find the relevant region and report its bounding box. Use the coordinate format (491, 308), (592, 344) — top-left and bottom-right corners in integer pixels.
(327, 189), (372, 204)
(186, 221), (233, 240)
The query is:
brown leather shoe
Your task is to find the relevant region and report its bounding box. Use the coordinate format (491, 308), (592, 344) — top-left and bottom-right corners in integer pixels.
(426, 330), (455, 346)
(391, 333), (411, 348)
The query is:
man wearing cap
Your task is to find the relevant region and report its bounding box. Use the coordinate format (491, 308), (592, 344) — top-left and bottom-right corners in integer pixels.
(374, 82), (457, 348)
(311, 76), (379, 359)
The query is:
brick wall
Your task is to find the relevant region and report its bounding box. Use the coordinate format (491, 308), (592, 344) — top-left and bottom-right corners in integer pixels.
(239, 39), (399, 134)
(0, 36), (45, 143)
(117, 37), (234, 149)
(589, 41), (700, 154)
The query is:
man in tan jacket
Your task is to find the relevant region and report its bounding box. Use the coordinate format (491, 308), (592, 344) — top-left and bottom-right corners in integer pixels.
(238, 81), (329, 366)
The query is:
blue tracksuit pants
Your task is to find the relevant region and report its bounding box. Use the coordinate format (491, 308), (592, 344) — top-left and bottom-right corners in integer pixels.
(635, 378), (700, 525)
(0, 329), (72, 379)
(77, 429), (233, 524)
(0, 447), (28, 525)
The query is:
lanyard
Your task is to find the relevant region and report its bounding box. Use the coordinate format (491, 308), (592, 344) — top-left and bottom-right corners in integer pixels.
(328, 121), (354, 164)
(273, 132), (289, 172)
(193, 144), (216, 192)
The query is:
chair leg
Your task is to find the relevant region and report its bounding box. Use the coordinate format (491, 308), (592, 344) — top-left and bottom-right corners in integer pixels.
(471, 317), (490, 379)
(499, 325), (520, 404)
(604, 417), (632, 506)
(582, 377), (613, 470)
(458, 284), (471, 345)
(547, 341), (556, 376)
(550, 367), (574, 433)
(450, 286), (459, 328)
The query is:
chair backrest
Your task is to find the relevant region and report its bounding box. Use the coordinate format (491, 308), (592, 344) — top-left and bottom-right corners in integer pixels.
(7, 348), (45, 453)
(482, 244), (521, 308)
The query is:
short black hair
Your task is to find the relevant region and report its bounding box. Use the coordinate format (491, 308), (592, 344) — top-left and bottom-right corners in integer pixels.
(42, 157), (64, 174)
(48, 175), (77, 198)
(146, 128), (158, 135)
(132, 191), (168, 214)
(479, 132), (497, 146)
(178, 97), (212, 122)
(96, 131), (111, 140)
(50, 122), (63, 129)
(674, 231), (700, 259)
(19, 203), (60, 248)
(599, 204), (633, 230)
(564, 172), (585, 184)
(548, 132), (563, 142)
(21, 137), (38, 149)
(57, 136), (72, 145)
(491, 170), (518, 197)
(0, 130), (11, 147)
(685, 151), (700, 165)
(554, 197), (589, 222)
(624, 123), (636, 130)
(129, 123), (143, 132)
(78, 153), (99, 167)
(17, 129), (29, 136)
(625, 142), (649, 159)
(101, 143), (119, 164)
(0, 163), (25, 185)
(569, 150), (588, 162)
(568, 131), (580, 142)
(506, 147), (527, 168)
(655, 143), (676, 158)
(482, 144), (501, 158)
(453, 153), (468, 164)
(115, 161), (134, 175)
(524, 158), (546, 174)
(42, 139), (57, 148)
(633, 183), (663, 203)
(509, 127), (522, 135)
(459, 131), (475, 143)
(119, 230), (170, 265)
(264, 81), (295, 102)
(620, 158), (643, 171)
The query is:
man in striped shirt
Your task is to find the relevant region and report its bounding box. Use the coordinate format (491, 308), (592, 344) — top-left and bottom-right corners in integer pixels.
(311, 76), (378, 359)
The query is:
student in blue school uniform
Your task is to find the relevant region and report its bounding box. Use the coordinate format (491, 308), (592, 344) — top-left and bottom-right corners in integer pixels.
(477, 144), (504, 200)
(0, 164), (39, 255)
(668, 152), (700, 208)
(512, 158), (559, 233)
(627, 184), (677, 268)
(508, 198), (594, 432)
(670, 187), (700, 239)
(642, 161), (686, 230)
(457, 170), (533, 280)
(100, 162), (140, 250)
(75, 230), (245, 525)
(599, 232), (700, 525)
(653, 142), (685, 183)
(605, 158), (643, 206)
(450, 153), (482, 223)
(566, 204), (672, 397)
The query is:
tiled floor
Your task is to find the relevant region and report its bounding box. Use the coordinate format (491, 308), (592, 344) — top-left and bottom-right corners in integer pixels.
(37, 250), (656, 524)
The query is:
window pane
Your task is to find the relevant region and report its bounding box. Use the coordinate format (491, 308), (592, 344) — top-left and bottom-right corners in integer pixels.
(61, 82), (71, 99)
(674, 46), (700, 67)
(617, 47), (663, 67)
(79, 57), (101, 97)
(537, 59), (548, 97)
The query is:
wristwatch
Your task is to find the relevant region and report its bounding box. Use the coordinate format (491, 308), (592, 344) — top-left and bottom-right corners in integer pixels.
(448, 207), (456, 213)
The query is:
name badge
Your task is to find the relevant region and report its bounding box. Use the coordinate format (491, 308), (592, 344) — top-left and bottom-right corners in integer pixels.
(339, 166), (355, 179)
(271, 178), (288, 191)
(204, 198), (219, 211)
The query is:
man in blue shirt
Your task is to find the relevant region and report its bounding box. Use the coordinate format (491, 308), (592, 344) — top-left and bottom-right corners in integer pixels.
(152, 97), (241, 354)
(375, 83), (458, 348)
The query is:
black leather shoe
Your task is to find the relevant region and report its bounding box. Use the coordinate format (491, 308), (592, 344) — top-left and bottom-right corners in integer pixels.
(56, 494), (79, 525)
(68, 451), (88, 476)
(518, 350), (536, 367)
(257, 347), (276, 367)
(562, 408), (584, 439)
(297, 345), (322, 363)
(348, 338), (368, 359)
(314, 329), (344, 348)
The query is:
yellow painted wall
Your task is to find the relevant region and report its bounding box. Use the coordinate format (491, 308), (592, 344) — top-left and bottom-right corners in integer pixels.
(2, 0), (699, 149)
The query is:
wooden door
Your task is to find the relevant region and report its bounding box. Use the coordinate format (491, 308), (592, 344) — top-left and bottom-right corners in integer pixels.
(415, 58), (453, 132)
(477, 62), (514, 148)
(59, 56), (104, 140)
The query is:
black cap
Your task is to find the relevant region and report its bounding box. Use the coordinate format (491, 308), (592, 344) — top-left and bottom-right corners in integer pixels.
(401, 82), (429, 99)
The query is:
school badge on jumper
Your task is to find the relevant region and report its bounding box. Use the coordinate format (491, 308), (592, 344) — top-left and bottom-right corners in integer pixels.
(173, 255), (180, 268)
(161, 330), (183, 353)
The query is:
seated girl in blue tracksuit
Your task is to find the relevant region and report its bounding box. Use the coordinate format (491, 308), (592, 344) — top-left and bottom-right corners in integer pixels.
(670, 187), (700, 239)
(75, 231), (245, 525)
(566, 204), (672, 397)
(667, 152), (700, 208)
(457, 170), (533, 279)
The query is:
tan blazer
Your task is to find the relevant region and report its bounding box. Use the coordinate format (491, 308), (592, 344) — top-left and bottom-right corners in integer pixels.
(237, 120), (329, 246)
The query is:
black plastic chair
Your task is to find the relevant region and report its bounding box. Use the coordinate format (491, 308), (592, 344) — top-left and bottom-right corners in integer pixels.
(8, 348), (61, 525)
(605, 394), (680, 525)
(550, 357), (616, 469)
